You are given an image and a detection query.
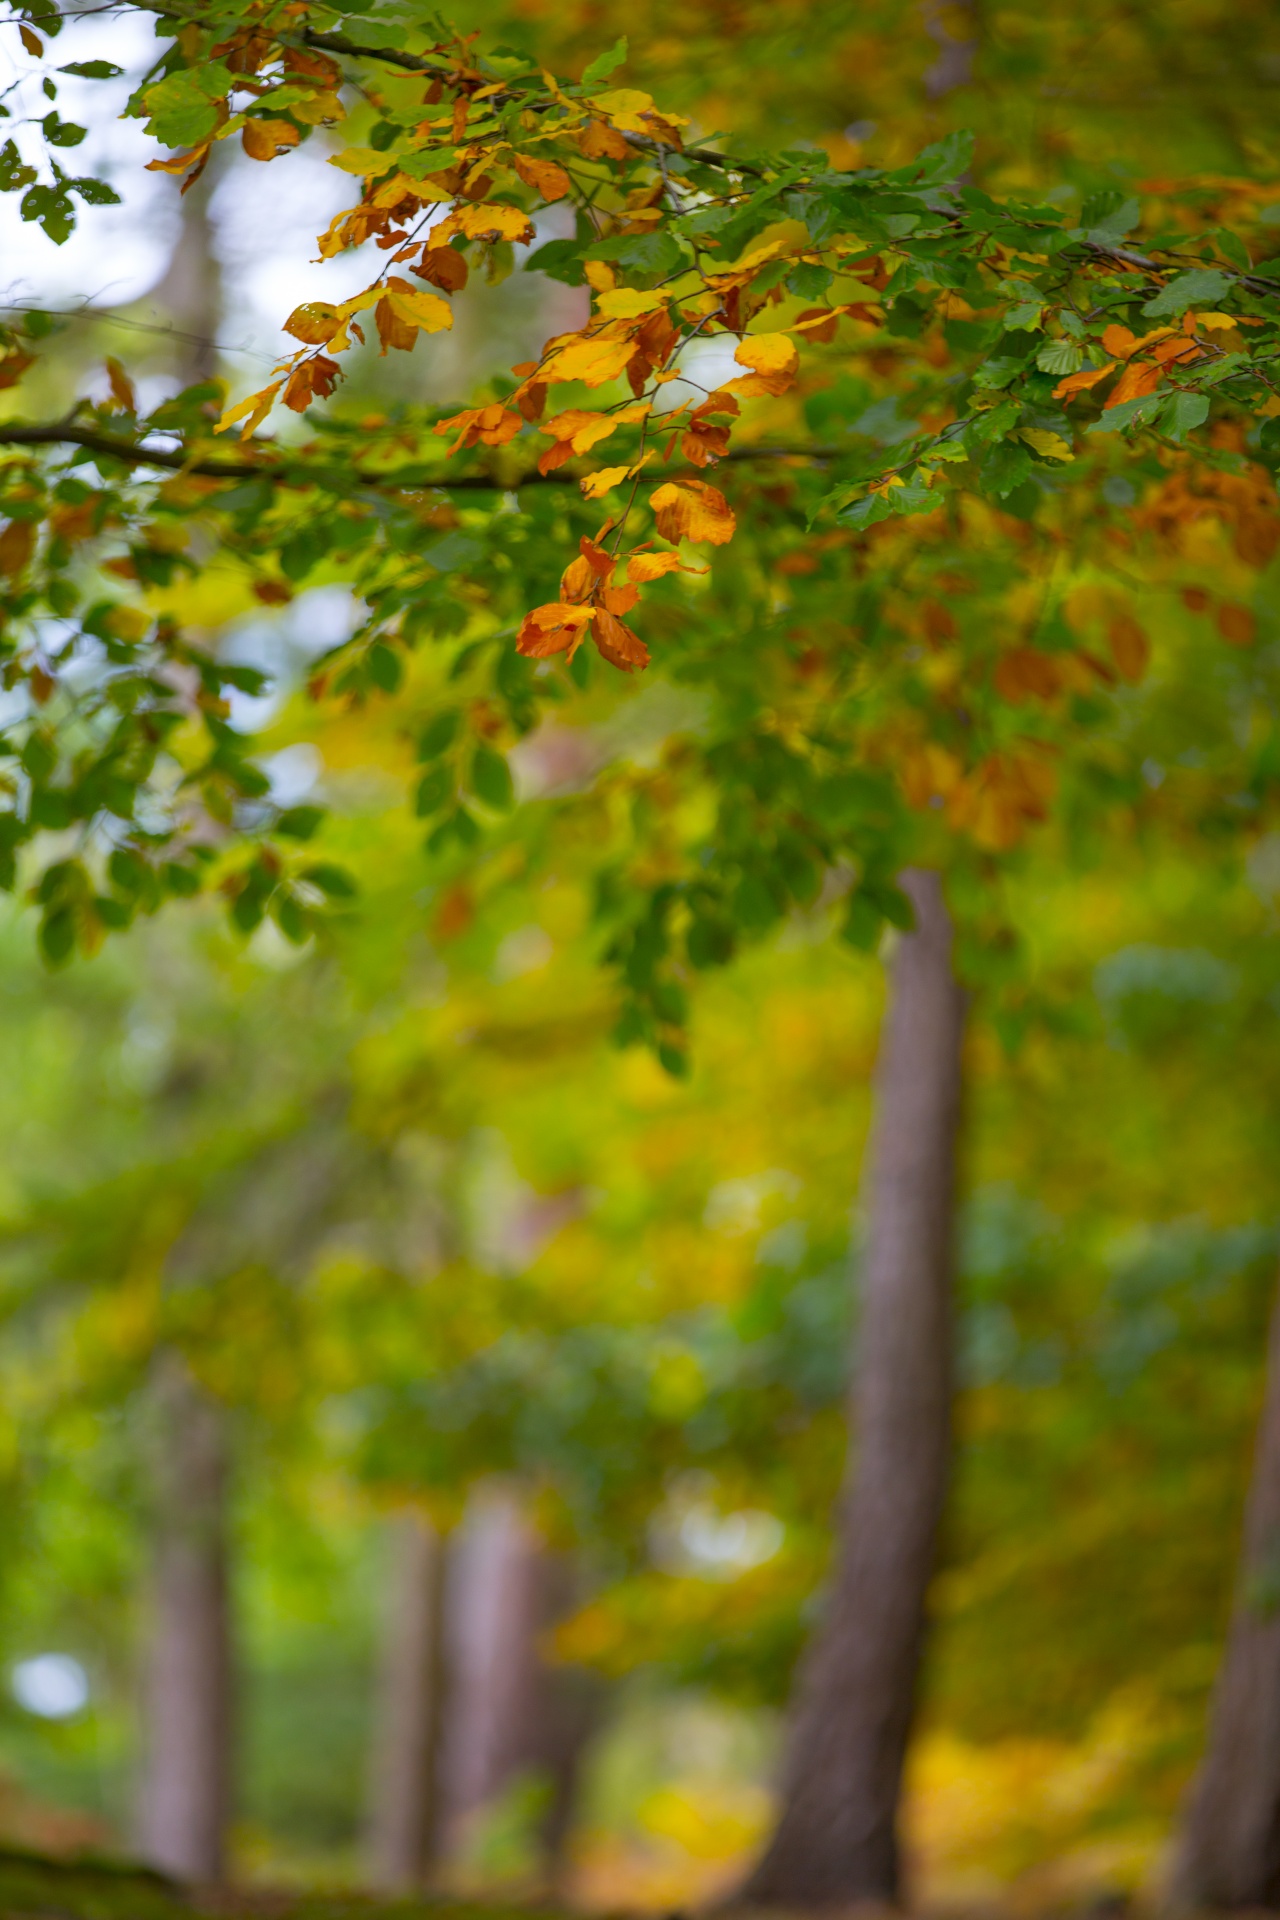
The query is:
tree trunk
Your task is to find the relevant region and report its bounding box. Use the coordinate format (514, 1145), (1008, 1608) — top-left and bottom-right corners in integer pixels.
(739, 868), (965, 1909)
(137, 1353), (234, 1884)
(436, 1484), (597, 1879)
(366, 1511), (448, 1891)
(1168, 1270), (1280, 1910)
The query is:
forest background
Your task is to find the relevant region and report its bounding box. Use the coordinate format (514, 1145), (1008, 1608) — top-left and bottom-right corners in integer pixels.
(2, 0), (1280, 1912)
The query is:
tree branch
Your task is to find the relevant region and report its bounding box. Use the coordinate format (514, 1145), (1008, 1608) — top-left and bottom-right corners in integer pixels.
(0, 421), (841, 489)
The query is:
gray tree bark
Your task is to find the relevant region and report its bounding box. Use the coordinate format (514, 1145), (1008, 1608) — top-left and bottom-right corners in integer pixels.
(738, 868), (965, 1909)
(435, 1484), (597, 1881)
(366, 1511), (448, 1891)
(137, 1353), (233, 1883)
(1168, 1270), (1280, 1910)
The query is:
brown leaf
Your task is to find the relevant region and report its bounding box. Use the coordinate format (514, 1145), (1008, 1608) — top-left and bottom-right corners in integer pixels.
(241, 118), (301, 161)
(0, 519), (35, 580)
(591, 606), (649, 672)
(415, 246), (468, 292)
(105, 357), (136, 412)
(284, 301), (343, 345)
(1108, 614), (1150, 681)
(1217, 604), (1256, 647)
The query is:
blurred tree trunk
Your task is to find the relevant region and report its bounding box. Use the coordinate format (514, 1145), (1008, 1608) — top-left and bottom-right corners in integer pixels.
(1169, 1272), (1280, 1909)
(137, 171), (228, 1885)
(366, 1511), (448, 1891)
(436, 1485), (597, 1883)
(739, 869), (965, 1908)
(137, 1353), (233, 1883)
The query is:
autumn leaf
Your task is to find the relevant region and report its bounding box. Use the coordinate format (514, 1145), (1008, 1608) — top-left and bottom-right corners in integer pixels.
(0, 519), (35, 579)
(626, 551), (708, 582)
(594, 288), (669, 319)
(539, 332), (639, 388)
(1108, 614), (1150, 681)
(415, 247), (468, 293)
(105, 357), (136, 412)
(241, 117), (300, 161)
(512, 154), (571, 201)
(1106, 360), (1164, 408)
(431, 201), (536, 247)
(541, 409), (622, 455)
(580, 466), (635, 498)
(591, 606), (650, 671)
(650, 479), (736, 545)
(435, 404), (523, 451)
(994, 648), (1063, 703)
(727, 331), (799, 397)
(578, 118), (629, 161)
(216, 380), (284, 439)
(516, 601), (595, 658)
(383, 278), (454, 335)
(1017, 428), (1073, 461)
(284, 302), (343, 345)
(1054, 362), (1115, 399)
(1217, 604), (1256, 647)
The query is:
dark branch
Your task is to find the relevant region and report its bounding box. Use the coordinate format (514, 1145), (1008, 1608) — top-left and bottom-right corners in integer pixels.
(0, 422), (840, 489)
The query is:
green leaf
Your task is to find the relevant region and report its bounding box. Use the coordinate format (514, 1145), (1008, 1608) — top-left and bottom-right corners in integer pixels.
(418, 711), (461, 758)
(1142, 267), (1230, 317)
(301, 862), (357, 899)
(275, 805), (324, 840)
(1036, 339), (1083, 376)
(415, 763), (453, 816)
(1161, 390), (1210, 442)
(141, 63), (233, 149)
(1086, 392), (1164, 433)
(471, 744), (514, 810)
(59, 60), (122, 78)
(581, 37), (627, 85)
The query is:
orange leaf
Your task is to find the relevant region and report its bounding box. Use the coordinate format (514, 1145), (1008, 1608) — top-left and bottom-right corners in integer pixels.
(626, 551), (707, 583)
(242, 118), (300, 161)
(591, 606), (650, 672)
(650, 479), (736, 546)
(1106, 359), (1164, 408)
(216, 381), (284, 439)
(542, 408), (621, 453)
(1053, 361), (1115, 399)
(793, 307), (839, 343)
(578, 118), (629, 161)
(1100, 323), (1174, 361)
(516, 602), (595, 658)
(602, 582), (640, 615)
(512, 154), (572, 201)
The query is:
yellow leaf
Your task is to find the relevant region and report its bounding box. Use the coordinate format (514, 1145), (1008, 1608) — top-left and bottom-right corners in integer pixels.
(726, 331), (799, 396)
(329, 146), (385, 174)
(384, 279), (454, 334)
(1016, 428), (1073, 461)
(594, 288), (668, 319)
(284, 301), (343, 345)
(102, 604), (150, 643)
(431, 201), (536, 247)
(1193, 311), (1240, 331)
(580, 465), (635, 498)
(216, 381), (283, 438)
(584, 260), (618, 293)
(734, 333), (798, 376)
(650, 478), (736, 546)
(540, 333), (637, 388)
